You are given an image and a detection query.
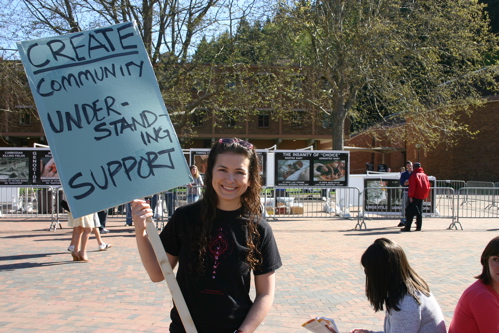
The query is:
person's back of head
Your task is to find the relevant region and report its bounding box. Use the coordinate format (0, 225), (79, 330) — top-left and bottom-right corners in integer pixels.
(361, 238), (429, 312)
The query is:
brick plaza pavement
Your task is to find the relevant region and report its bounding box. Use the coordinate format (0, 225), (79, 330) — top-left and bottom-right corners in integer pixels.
(0, 215), (497, 332)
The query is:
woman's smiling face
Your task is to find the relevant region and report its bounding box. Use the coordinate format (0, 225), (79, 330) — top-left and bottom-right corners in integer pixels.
(211, 152), (251, 211)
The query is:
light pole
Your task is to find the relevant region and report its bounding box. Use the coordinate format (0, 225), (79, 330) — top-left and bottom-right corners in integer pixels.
(415, 143), (421, 162)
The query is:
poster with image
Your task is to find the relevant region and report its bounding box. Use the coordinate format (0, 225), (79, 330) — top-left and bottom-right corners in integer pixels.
(363, 178), (435, 214)
(0, 149), (31, 185)
(17, 22), (191, 217)
(364, 179), (401, 213)
(190, 149), (210, 177)
(274, 150), (349, 187)
(36, 150), (61, 186)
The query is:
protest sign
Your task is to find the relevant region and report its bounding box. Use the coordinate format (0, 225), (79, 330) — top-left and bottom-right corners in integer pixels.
(17, 21), (192, 218)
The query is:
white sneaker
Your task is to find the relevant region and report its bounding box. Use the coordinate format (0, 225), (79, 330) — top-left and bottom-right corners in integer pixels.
(67, 245), (74, 252)
(100, 228), (110, 234)
(99, 243), (113, 251)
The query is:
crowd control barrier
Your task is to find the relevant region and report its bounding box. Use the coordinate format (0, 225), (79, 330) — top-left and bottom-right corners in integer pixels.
(0, 181), (496, 231)
(449, 187), (499, 230)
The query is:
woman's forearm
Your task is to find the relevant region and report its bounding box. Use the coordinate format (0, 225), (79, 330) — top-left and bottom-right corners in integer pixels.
(237, 293), (274, 333)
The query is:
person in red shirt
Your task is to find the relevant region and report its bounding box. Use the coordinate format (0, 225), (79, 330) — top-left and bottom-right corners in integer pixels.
(449, 236), (499, 333)
(401, 162), (430, 232)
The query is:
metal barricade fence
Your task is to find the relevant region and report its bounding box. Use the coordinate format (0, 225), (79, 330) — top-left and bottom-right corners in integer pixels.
(260, 186), (363, 227)
(449, 187), (499, 230)
(465, 181), (495, 188)
(0, 186), (66, 231)
(361, 186), (455, 230)
(435, 180), (465, 192)
(0, 186), (64, 217)
(0, 184), (494, 231)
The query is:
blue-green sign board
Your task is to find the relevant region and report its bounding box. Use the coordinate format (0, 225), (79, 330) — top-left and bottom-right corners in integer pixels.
(18, 22), (191, 218)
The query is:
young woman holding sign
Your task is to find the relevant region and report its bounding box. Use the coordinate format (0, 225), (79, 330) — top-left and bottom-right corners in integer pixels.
(132, 138), (282, 333)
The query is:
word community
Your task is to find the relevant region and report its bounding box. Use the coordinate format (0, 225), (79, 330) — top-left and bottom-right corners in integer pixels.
(36, 61), (144, 97)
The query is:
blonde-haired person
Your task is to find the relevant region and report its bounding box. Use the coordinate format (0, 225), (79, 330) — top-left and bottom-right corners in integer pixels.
(449, 236), (499, 333)
(132, 138), (282, 333)
(187, 165), (204, 203)
(350, 238), (446, 333)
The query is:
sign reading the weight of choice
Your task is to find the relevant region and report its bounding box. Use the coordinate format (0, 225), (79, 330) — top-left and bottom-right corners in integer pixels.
(17, 21), (192, 218)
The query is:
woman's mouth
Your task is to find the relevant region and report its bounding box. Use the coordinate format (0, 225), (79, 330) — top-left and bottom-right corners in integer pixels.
(222, 185), (236, 191)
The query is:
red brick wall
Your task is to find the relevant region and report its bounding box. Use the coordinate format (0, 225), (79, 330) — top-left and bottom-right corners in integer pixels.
(346, 98), (499, 182)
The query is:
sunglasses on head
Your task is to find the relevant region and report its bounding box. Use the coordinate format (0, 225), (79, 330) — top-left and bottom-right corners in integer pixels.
(218, 138), (254, 150)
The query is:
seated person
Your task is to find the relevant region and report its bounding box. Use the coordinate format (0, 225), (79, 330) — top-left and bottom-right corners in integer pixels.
(349, 238), (446, 333)
(449, 236), (499, 333)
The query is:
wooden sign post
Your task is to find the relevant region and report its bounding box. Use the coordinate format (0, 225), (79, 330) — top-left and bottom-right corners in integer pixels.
(145, 219), (197, 333)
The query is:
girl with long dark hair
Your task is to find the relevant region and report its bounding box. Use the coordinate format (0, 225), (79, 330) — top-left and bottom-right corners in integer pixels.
(350, 238), (446, 333)
(132, 138), (282, 333)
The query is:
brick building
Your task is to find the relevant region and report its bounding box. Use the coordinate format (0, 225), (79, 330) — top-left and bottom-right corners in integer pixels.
(1, 58), (497, 182)
(346, 96), (499, 182)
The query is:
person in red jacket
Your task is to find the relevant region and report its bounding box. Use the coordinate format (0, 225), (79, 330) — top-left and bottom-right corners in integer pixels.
(401, 162), (430, 232)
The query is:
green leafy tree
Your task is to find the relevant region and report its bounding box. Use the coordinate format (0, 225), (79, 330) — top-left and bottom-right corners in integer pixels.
(274, 0), (499, 150)
(0, 59), (37, 143)
(0, 0), (269, 135)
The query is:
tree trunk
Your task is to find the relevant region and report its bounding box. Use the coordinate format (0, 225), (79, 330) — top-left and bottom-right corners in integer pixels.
(331, 99), (348, 150)
(331, 118), (344, 150)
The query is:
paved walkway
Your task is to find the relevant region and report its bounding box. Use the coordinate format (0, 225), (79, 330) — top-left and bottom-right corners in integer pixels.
(0, 215), (497, 332)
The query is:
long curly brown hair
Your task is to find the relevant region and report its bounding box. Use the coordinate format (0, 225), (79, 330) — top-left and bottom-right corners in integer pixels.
(193, 138), (262, 274)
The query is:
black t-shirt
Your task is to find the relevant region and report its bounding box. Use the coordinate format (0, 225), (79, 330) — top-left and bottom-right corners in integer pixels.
(160, 200), (282, 333)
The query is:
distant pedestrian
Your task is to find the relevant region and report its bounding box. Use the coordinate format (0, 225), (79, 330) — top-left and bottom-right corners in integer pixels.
(398, 161), (413, 227)
(67, 212), (96, 262)
(97, 210), (110, 234)
(401, 162), (430, 232)
(187, 165), (204, 204)
(62, 201), (113, 260)
(124, 202), (133, 226)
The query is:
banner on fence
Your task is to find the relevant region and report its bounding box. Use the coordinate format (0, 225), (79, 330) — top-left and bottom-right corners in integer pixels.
(274, 150), (349, 187)
(0, 148), (62, 186)
(0, 149), (31, 186)
(363, 178), (435, 215)
(17, 22), (191, 218)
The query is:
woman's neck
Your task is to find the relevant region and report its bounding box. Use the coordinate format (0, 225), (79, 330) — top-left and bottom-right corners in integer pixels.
(492, 281), (499, 295)
(217, 201), (242, 211)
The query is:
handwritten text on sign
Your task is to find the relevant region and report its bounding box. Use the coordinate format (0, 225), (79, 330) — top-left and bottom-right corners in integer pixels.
(18, 22), (191, 218)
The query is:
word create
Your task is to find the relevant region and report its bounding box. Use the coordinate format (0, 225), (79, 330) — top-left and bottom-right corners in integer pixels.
(26, 23), (137, 70)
